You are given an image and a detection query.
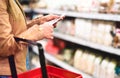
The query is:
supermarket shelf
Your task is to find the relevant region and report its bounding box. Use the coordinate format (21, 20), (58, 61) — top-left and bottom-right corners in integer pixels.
(54, 32), (120, 56)
(32, 46), (93, 78)
(44, 52), (93, 78)
(33, 8), (120, 22)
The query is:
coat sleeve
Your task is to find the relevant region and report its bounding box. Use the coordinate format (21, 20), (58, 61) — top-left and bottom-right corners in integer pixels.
(0, 0), (26, 57)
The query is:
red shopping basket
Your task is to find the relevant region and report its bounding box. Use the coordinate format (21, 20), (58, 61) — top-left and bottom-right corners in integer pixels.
(18, 65), (82, 78)
(8, 37), (82, 78)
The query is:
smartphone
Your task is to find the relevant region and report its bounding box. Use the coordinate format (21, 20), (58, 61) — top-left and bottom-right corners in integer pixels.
(48, 14), (65, 25)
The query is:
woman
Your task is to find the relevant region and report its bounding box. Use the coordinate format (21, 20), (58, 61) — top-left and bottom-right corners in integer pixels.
(0, 0), (62, 77)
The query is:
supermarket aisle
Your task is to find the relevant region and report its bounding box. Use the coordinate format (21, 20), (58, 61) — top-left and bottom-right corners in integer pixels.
(20, 0), (120, 78)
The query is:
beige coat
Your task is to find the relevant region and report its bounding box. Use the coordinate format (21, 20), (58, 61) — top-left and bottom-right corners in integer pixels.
(0, 0), (28, 75)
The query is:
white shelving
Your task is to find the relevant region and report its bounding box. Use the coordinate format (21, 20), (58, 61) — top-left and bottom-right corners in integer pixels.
(34, 8), (120, 22)
(32, 44), (93, 78)
(23, 8), (120, 21)
(24, 8), (120, 78)
(54, 32), (120, 56)
(44, 52), (93, 78)
(23, 8), (120, 56)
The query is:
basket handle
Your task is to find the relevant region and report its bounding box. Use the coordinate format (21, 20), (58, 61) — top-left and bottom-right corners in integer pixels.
(8, 37), (48, 78)
(8, 55), (18, 78)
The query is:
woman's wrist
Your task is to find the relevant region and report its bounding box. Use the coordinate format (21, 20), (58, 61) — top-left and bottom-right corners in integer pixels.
(18, 25), (44, 41)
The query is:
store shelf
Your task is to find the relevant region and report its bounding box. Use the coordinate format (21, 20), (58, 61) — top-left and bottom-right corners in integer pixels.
(32, 45), (93, 78)
(23, 4), (120, 78)
(54, 32), (120, 56)
(44, 52), (93, 78)
(34, 8), (120, 22)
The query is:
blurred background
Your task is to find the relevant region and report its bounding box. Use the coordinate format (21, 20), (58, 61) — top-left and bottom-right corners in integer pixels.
(19, 0), (120, 78)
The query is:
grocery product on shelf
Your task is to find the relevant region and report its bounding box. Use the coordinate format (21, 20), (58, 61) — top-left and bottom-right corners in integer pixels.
(75, 19), (92, 41)
(73, 49), (83, 69)
(86, 53), (96, 75)
(106, 59), (117, 78)
(113, 25), (120, 48)
(93, 56), (103, 78)
(56, 18), (116, 47)
(63, 48), (74, 64)
(115, 63), (120, 78)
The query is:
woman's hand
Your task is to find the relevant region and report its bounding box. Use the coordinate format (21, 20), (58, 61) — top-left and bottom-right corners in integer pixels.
(18, 22), (54, 41)
(37, 14), (60, 24)
(38, 22), (54, 39)
(22, 14), (65, 41)
(27, 14), (65, 28)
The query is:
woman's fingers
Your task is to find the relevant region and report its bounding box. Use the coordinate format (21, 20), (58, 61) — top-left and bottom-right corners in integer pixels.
(39, 22), (54, 39)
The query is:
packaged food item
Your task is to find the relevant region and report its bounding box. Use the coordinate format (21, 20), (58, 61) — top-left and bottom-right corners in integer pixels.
(76, 0), (91, 12)
(64, 20), (74, 35)
(93, 56), (103, 78)
(104, 22), (114, 46)
(75, 19), (86, 38)
(73, 49), (83, 69)
(55, 21), (66, 33)
(75, 50), (89, 72)
(104, 33), (113, 46)
(96, 21), (106, 44)
(115, 62), (120, 78)
(99, 0), (114, 14)
(99, 57), (110, 78)
(69, 21), (75, 36)
(107, 0), (114, 13)
(86, 53), (96, 75)
(111, 0), (120, 14)
(112, 28), (120, 48)
(83, 20), (92, 41)
(90, 20), (98, 43)
(76, 0), (99, 13)
(80, 50), (89, 72)
(63, 48), (74, 64)
(106, 59), (117, 78)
